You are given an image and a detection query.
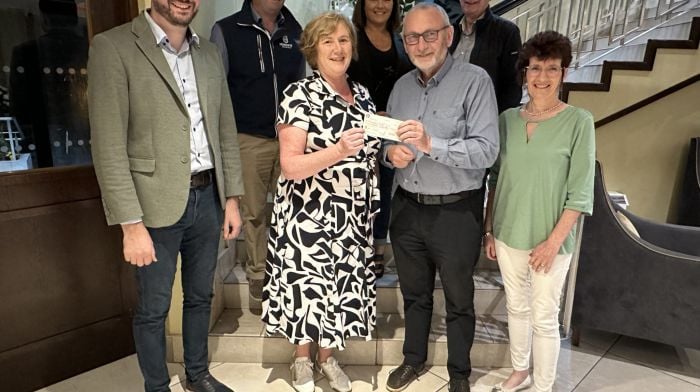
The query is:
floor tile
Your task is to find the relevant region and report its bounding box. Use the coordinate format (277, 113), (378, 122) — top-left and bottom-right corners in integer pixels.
(315, 365), (448, 392)
(434, 333), (612, 391)
(554, 337), (611, 392)
(607, 335), (700, 386)
(574, 355), (700, 391)
(432, 367), (518, 392)
(575, 328), (620, 351)
(36, 320), (700, 391)
(37, 355), (185, 391)
(207, 362), (307, 391)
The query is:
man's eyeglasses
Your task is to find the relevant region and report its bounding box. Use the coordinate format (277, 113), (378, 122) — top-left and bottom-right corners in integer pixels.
(403, 26), (450, 45)
(525, 65), (565, 77)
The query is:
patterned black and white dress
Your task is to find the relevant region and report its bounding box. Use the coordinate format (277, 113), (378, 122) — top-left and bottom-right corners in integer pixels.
(262, 71), (381, 349)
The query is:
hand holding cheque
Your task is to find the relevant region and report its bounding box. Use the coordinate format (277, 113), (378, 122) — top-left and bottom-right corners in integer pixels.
(364, 113), (432, 168)
(364, 113), (402, 142)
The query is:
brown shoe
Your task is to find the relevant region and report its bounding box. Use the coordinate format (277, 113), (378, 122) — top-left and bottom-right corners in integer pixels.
(248, 278), (264, 302)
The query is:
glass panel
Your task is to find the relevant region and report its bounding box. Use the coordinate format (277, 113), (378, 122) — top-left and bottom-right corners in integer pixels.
(0, 0), (89, 172)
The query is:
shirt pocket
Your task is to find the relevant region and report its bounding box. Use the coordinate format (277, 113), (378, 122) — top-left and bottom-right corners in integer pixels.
(431, 106), (465, 139)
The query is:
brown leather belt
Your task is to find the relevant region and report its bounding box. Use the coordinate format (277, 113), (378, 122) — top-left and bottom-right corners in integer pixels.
(398, 186), (479, 205)
(190, 169), (214, 188)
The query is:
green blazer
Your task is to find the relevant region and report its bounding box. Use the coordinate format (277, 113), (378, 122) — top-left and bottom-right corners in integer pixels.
(88, 12), (244, 227)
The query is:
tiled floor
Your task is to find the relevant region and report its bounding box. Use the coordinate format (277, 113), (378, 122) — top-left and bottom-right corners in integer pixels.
(38, 329), (700, 391)
(39, 249), (700, 391)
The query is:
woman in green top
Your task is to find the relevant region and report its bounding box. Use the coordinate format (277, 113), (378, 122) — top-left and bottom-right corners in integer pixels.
(484, 31), (595, 392)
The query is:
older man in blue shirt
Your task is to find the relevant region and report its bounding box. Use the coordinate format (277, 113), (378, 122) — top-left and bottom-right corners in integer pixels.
(383, 3), (499, 392)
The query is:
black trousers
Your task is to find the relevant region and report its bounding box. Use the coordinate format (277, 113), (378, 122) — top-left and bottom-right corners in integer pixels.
(390, 188), (484, 380)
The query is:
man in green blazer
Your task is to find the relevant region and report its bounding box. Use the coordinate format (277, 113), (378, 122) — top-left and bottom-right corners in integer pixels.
(88, 1), (242, 391)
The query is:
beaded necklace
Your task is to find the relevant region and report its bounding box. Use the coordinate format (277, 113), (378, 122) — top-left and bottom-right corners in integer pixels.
(520, 100), (564, 117)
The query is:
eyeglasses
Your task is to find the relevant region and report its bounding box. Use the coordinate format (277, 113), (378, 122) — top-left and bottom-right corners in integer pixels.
(403, 26), (449, 45)
(525, 65), (565, 76)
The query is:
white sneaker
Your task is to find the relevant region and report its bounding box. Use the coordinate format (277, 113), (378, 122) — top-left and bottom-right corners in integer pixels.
(319, 356), (352, 392)
(291, 356), (315, 392)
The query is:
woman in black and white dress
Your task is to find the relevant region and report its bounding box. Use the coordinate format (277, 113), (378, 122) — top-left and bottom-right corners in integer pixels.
(261, 12), (380, 392)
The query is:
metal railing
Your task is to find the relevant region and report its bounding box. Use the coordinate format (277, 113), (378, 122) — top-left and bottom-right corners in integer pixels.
(501, 0), (697, 69)
(0, 117), (24, 160)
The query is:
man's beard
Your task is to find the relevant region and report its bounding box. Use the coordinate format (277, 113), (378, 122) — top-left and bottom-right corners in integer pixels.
(409, 50), (447, 77)
(152, 0), (198, 27)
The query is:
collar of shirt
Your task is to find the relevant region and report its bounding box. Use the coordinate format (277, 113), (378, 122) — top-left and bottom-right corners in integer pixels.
(415, 54), (455, 87)
(144, 9), (200, 54)
(310, 70), (365, 106)
(460, 11), (485, 36)
(250, 5), (285, 30)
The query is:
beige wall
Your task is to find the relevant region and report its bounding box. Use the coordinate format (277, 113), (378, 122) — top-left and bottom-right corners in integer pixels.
(568, 48), (700, 123)
(595, 81), (700, 223)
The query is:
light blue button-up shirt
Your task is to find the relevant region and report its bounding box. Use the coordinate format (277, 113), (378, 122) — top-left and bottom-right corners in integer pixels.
(385, 55), (499, 195)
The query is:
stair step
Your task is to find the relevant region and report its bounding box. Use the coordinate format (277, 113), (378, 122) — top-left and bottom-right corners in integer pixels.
(170, 309), (511, 367)
(222, 265), (507, 316)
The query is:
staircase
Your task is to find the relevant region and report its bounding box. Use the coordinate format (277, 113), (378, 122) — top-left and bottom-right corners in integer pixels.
(496, 0), (700, 83)
(563, 16), (699, 123)
(167, 245), (513, 368)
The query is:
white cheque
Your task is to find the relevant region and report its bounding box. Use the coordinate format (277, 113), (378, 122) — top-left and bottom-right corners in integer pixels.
(363, 113), (402, 142)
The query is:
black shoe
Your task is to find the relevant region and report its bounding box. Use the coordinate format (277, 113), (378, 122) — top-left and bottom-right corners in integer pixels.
(449, 378), (471, 392)
(372, 254), (385, 279)
(386, 363), (425, 391)
(185, 372), (234, 392)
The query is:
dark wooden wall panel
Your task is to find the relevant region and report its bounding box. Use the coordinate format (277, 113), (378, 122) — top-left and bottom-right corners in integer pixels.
(0, 199), (126, 351)
(0, 166), (138, 391)
(0, 317), (135, 392)
(0, 165), (101, 212)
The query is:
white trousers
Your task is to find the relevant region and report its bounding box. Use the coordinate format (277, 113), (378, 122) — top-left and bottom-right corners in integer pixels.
(495, 239), (572, 392)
